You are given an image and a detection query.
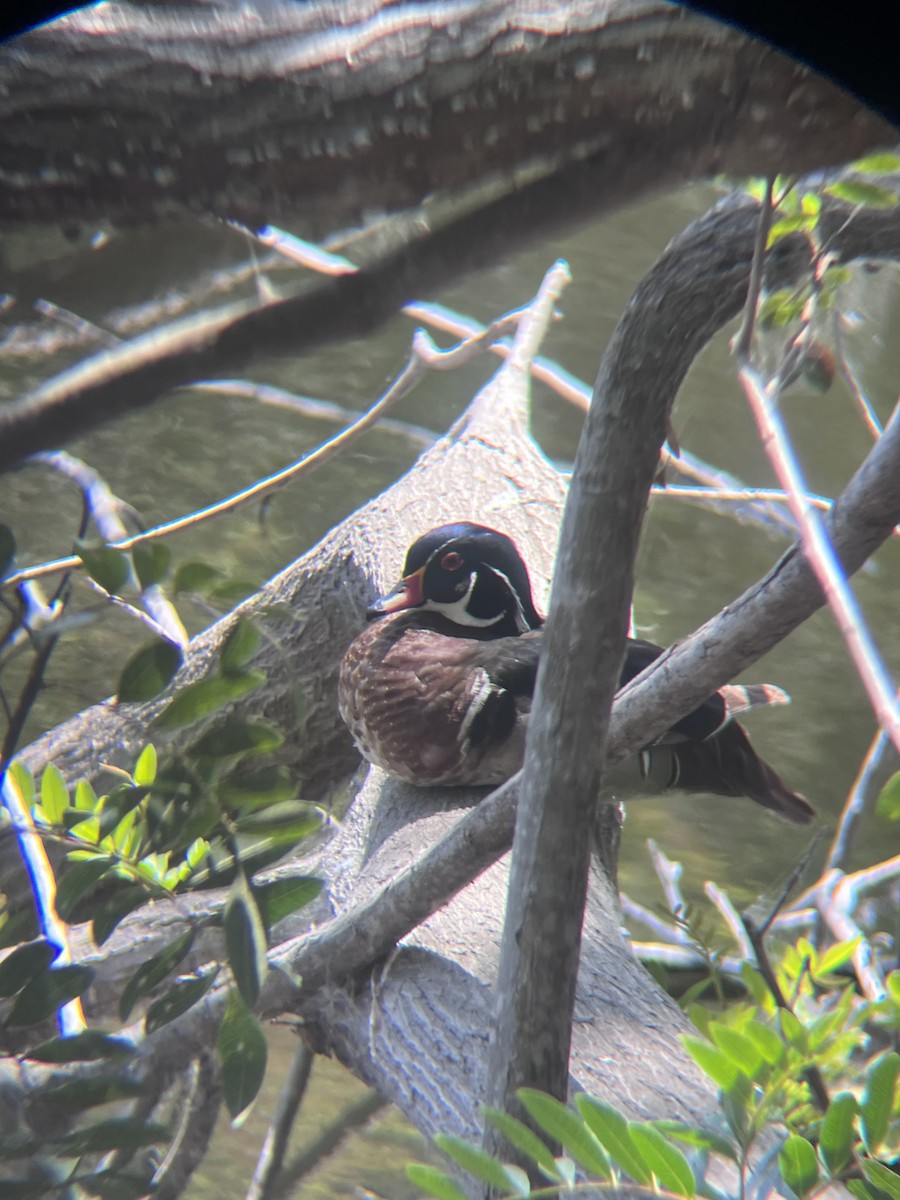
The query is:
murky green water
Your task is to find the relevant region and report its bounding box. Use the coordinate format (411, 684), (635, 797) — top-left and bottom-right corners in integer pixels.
(2, 183), (899, 1195)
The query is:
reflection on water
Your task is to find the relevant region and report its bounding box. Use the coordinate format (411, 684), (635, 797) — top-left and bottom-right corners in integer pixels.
(3, 184), (899, 1194)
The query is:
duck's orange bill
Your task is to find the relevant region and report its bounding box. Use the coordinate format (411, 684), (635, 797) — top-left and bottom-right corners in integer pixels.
(366, 566), (426, 616)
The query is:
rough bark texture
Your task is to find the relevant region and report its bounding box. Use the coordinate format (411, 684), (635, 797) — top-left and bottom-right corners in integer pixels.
(0, 0), (891, 237)
(0, 1), (894, 469)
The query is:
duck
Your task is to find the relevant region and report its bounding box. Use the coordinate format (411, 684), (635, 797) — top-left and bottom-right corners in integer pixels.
(338, 522), (815, 824)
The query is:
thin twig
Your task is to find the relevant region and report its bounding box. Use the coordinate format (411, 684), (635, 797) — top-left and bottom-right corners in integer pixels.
(832, 308), (883, 438)
(647, 840), (686, 917)
(739, 366), (900, 752)
(824, 725), (893, 873)
(2, 303), (529, 591)
(619, 893), (694, 946)
(733, 178), (776, 361)
(246, 1041), (314, 1200)
(704, 882), (754, 958)
(741, 912), (830, 1113)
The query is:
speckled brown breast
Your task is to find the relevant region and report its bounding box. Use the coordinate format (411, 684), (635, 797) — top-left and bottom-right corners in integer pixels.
(338, 611), (537, 786)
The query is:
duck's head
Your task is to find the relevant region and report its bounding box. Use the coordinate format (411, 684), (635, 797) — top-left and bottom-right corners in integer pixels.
(367, 522), (543, 636)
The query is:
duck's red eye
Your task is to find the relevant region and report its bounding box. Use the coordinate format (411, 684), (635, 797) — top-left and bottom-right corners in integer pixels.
(441, 551), (463, 571)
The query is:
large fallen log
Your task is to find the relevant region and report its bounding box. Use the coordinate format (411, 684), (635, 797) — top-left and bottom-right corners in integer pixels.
(9, 195), (900, 1183)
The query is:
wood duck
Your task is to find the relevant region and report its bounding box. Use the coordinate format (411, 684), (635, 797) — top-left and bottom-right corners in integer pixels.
(338, 522), (815, 824)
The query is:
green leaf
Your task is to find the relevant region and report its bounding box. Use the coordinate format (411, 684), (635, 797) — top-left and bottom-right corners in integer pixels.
(742, 1020), (785, 1067)
(851, 152), (900, 173)
(132, 542), (171, 589)
(0, 524), (15, 578)
(39, 764), (69, 824)
(27, 1031), (134, 1063)
(173, 560), (222, 594)
(709, 1022), (764, 1079)
(434, 1134), (525, 1194)
(0, 938), (61, 997)
(224, 872), (269, 1005)
(218, 988), (267, 1120)
(254, 876), (323, 931)
(189, 720), (284, 759)
(117, 639), (183, 703)
(767, 214), (815, 248)
(154, 670), (266, 729)
(220, 619), (260, 675)
(210, 579), (258, 605)
(77, 543), (131, 595)
(862, 1160), (900, 1200)
(405, 1164), (470, 1200)
(55, 857), (113, 921)
(233, 801), (322, 839)
(144, 968), (218, 1033)
(758, 289), (805, 330)
(518, 1089), (611, 1178)
(119, 929), (195, 1021)
(133, 744), (158, 787)
(779, 1134), (820, 1198)
(6, 964), (95, 1026)
(56, 1118), (168, 1155)
(92, 884), (151, 947)
(847, 1181), (882, 1200)
(819, 1092), (859, 1175)
(7, 761), (34, 806)
(217, 766), (298, 811)
(37, 1074), (144, 1114)
(861, 1051), (900, 1155)
(682, 1035), (740, 1091)
(628, 1123), (696, 1196)
(652, 1120), (738, 1160)
(576, 1095), (652, 1183)
(876, 772), (900, 821)
(826, 180), (898, 209)
(814, 938), (861, 982)
(483, 1106), (562, 1180)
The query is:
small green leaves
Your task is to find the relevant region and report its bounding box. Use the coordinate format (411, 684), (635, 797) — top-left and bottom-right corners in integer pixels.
(0, 938), (61, 997)
(132, 542), (171, 589)
(120, 929), (196, 1021)
(173, 561), (222, 594)
(860, 1051), (900, 1155)
(189, 721), (283, 759)
(27, 1031), (134, 1063)
(825, 180), (897, 209)
(778, 1134), (819, 1198)
(482, 1106), (562, 1181)
(819, 1092), (859, 1175)
(133, 744), (158, 787)
(6, 964), (94, 1027)
(117, 639), (183, 703)
(218, 988), (267, 1121)
(876, 771), (900, 821)
(405, 1164), (469, 1200)
(40, 764), (69, 823)
(518, 1089), (611, 1178)
(220, 619), (260, 675)
(77, 543), (131, 595)
(851, 152), (900, 174)
(682, 1034), (740, 1091)
(862, 1159), (900, 1200)
(576, 1095), (651, 1183)
(154, 670), (265, 729)
(224, 871), (268, 1005)
(254, 876), (323, 930)
(434, 1135), (528, 1195)
(144, 968), (218, 1033)
(628, 1123), (695, 1196)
